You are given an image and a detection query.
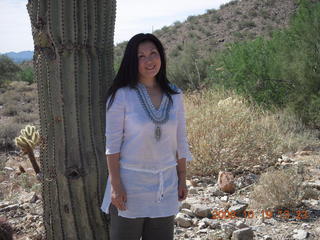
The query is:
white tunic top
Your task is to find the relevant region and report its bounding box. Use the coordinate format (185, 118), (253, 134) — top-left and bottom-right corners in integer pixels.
(100, 84), (193, 218)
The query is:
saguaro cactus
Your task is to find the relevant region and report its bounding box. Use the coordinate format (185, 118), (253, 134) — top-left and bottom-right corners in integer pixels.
(26, 0), (116, 239)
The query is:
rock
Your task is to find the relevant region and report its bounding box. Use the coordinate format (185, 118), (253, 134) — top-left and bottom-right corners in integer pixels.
(208, 230), (227, 240)
(189, 187), (198, 194)
(29, 193), (39, 203)
(235, 221), (249, 229)
(228, 203), (248, 217)
(231, 227), (253, 240)
(207, 186), (227, 196)
(303, 180), (320, 190)
(197, 229), (208, 233)
(0, 204), (19, 213)
(192, 218), (199, 226)
(191, 204), (211, 218)
(206, 219), (220, 229)
(263, 235), (272, 240)
(220, 196), (228, 202)
(292, 229), (309, 239)
(198, 221), (207, 229)
(301, 223), (311, 229)
(180, 201), (191, 209)
(295, 150), (313, 156)
(4, 167), (14, 171)
(218, 171), (235, 194)
(221, 222), (237, 238)
(175, 213), (192, 228)
(180, 208), (194, 217)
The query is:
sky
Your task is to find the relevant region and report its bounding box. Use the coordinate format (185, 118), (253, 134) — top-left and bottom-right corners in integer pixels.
(0, 0), (232, 53)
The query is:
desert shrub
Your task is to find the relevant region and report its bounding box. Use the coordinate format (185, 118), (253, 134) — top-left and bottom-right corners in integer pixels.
(260, 9), (271, 19)
(17, 66), (34, 84)
(251, 168), (304, 209)
(206, 9), (217, 14)
(2, 103), (19, 116)
(185, 89), (280, 176)
(238, 20), (256, 30)
(13, 112), (39, 124)
(0, 55), (20, 87)
(0, 90), (22, 103)
(0, 122), (23, 150)
(184, 89), (319, 177)
(168, 42), (209, 90)
(260, 109), (319, 152)
(7, 81), (34, 92)
(211, 14), (222, 24)
(20, 103), (35, 113)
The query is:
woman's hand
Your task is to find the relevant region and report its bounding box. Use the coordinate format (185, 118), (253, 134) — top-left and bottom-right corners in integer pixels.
(111, 182), (127, 211)
(178, 181), (188, 201)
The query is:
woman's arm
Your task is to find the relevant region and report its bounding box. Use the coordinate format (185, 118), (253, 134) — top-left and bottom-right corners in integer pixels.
(176, 156), (187, 201)
(105, 88), (126, 210)
(107, 153), (127, 210)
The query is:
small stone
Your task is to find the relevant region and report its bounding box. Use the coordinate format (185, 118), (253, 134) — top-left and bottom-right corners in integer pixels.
(175, 213), (192, 228)
(175, 229), (183, 234)
(192, 218), (199, 226)
(180, 201), (191, 210)
(221, 222), (237, 238)
(221, 196), (228, 202)
(228, 203), (248, 217)
(231, 227), (253, 240)
(218, 171), (235, 194)
(301, 223), (311, 229)
(191, 204), (211, 218)
(206, 219), (220, 229)
(180, 208), (194, 217)
(235, 221), (249, 229)
(4, 167), (14, 171)
(0, 204), (19, 213)
(292, 229), (309, 239)
(263, 235), (272, 240)
(207, 186), (227, 196)
(198, 229), (208, 233)
(198, 221), (207, 229)
(189, 187), (197, 194)
(29, 193), (39, 203)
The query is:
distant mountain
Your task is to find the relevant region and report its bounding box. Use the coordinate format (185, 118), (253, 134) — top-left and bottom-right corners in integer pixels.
(3, 51), (34, 63)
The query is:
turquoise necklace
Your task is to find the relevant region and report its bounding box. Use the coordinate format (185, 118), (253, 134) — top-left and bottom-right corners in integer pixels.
(135, 82), (171, 141)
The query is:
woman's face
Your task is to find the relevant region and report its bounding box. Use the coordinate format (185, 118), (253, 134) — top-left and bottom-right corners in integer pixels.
(137, 41), (161, 82)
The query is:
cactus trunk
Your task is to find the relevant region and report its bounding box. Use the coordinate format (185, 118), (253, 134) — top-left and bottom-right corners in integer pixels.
(26, 0), (116, 239)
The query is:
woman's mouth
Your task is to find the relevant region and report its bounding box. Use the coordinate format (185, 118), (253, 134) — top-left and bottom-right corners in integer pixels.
(146, 65), (156, 70)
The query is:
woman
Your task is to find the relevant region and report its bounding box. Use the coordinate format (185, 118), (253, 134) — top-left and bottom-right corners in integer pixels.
(101, 33), (193, 240)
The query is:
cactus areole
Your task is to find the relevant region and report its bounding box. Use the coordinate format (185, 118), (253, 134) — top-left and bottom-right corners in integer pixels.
(27, 0), (116, 239)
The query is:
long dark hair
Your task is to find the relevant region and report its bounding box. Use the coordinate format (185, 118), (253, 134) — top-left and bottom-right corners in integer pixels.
(106, 33), (180, 110)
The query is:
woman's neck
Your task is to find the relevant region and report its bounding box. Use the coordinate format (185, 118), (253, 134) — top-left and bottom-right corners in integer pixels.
(138, 78), (158, 89)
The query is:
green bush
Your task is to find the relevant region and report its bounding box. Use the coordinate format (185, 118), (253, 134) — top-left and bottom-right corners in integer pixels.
(205, 0), (320, 127)
(167, 42), (209, 90)
(0, 55), (20, 87)
(17, 66), (34, 84)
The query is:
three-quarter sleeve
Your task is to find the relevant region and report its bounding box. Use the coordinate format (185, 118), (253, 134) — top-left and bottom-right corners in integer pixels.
(105, 88), (125, 155)
(176, 91), (193, 162)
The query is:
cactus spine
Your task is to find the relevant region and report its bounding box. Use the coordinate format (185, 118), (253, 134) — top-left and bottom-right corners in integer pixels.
(26, 0), (116, 239)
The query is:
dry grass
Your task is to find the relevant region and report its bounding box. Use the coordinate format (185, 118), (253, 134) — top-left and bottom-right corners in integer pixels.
(184, 88), (319, 176)
(250, 168), (304, 209)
